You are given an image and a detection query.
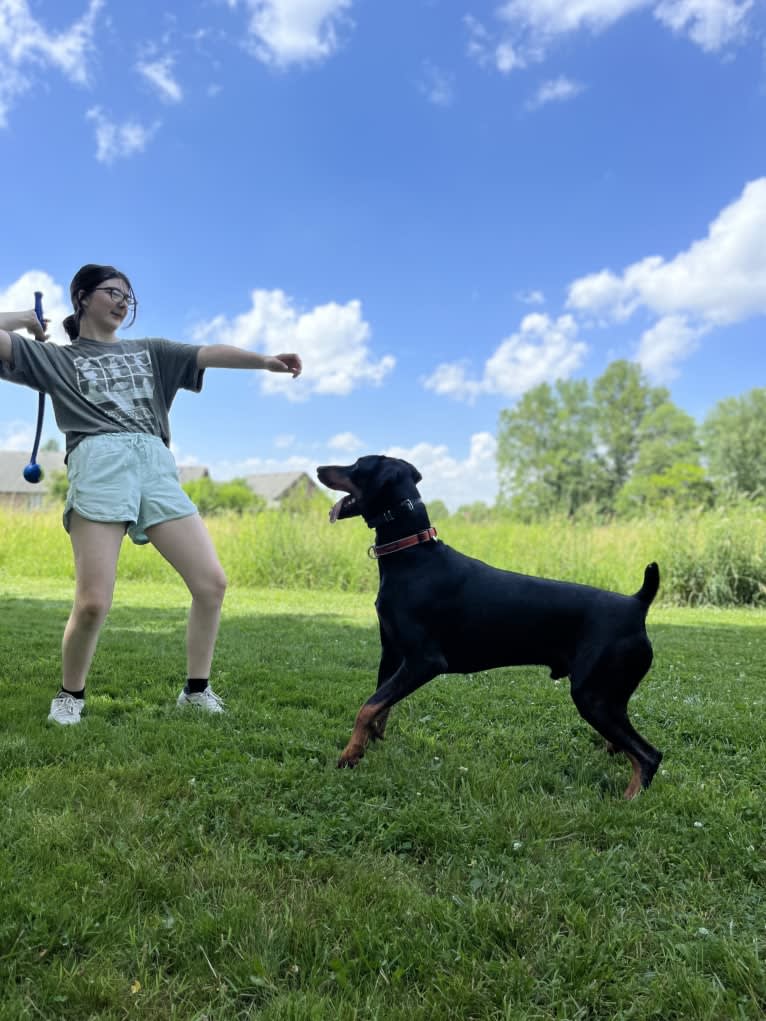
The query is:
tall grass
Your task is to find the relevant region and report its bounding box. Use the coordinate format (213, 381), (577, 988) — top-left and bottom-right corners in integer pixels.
(1, 502), (764, 605)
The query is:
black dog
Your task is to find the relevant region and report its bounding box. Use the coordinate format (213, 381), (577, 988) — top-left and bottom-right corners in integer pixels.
(317, 455), (662, 799)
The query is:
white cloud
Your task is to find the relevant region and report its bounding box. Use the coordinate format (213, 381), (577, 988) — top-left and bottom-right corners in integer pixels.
(516, 289), (545, 305)
(566, 177), (766, 377)
(498, 0), (650, 37)
(328, 431), (364, 453)
(636, 315), (705, 380)
(384, 433), (498, 510)
(0, 270), (69, 454)
(469, 0), (754, 74)
(0, 270), (69, 345)
(0, 0), (103, 126)
(86, 106), (160, 163)
(274, 433), (296, 449)
(423, 313), (587, 402)
(191, 288), (395, 400)
(136, 55), (183, 103)
(237, 0), (353, 67)
(0, 419), (35, 451)
(464, 13), (532, 72)
(654, 0), (753, 52)
(527, 75), (585, 109)
(418, 61), (455, 106)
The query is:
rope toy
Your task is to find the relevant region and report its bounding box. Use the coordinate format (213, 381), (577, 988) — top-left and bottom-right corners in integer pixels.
(23, 291), (46, 484)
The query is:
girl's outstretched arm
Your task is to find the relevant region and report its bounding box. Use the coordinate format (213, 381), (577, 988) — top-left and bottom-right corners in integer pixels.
(197, 345), (302, 377)
(0, 310), (48, 362)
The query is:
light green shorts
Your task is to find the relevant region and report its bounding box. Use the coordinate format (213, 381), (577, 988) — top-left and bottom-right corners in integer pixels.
(63, 433), (198, 545)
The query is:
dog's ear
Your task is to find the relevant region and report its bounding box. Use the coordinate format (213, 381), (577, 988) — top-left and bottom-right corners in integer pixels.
(403, 459), (422, 485)
(389, 458), (421, 485)
(376, 456), (421, 491)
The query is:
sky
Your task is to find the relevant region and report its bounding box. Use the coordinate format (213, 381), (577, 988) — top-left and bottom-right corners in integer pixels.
(0, 0), (764, 510)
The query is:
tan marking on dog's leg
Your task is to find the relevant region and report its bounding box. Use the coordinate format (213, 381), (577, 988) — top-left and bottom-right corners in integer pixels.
(338, 703), (386, 768)
(623, 753), (644, 800)
(371, 707), (391, 741)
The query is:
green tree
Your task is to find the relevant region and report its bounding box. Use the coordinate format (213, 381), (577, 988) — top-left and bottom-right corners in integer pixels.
(497, 359), (708, 520)
(497, 379), (603, 519)
(615, 463), (714, 516)
(182, 477), (264, 515)
(455, 501), (494, 522)
(702, 388), (766, 501)
(632, 403), (702, 476)
(47, 469), (69, 503)
(426, 499), (450, 522)
(591, 360), (669, 504)
(614, 403), (712, 515)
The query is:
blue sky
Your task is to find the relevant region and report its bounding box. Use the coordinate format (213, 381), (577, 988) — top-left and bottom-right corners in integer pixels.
(1, 0), (764, 508)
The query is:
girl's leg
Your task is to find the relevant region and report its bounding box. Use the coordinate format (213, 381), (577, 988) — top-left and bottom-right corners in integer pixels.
(145, 514), (227, 679)
(62, 512), (125, 691)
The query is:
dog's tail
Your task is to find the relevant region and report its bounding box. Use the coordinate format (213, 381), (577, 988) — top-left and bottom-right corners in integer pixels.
(633, 562), (660, 608)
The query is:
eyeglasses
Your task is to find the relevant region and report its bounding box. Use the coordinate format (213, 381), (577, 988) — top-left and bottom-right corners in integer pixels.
(93, 286), (136, 308)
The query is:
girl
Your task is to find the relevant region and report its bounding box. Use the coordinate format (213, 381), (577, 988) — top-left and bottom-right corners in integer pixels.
(0, 264), (302, 725)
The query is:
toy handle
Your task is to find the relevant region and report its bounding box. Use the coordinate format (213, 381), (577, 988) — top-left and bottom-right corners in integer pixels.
(23, 292), (46, 483)
(34, 291), (45, 330)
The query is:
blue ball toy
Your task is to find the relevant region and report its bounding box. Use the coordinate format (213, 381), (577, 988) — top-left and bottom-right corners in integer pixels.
(23, 462), (43, 484)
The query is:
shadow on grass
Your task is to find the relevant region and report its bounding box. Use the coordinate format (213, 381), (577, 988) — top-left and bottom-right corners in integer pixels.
(0, 595), (763, 790)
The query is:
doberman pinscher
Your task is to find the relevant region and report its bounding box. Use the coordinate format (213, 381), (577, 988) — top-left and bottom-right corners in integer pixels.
(317, 455), (663, 799)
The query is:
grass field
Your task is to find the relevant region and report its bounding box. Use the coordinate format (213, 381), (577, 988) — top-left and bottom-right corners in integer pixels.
(0, 566), (764, 1019)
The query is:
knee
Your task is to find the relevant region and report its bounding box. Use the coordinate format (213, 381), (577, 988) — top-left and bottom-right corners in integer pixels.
(74, 593), (112, 628)
(192, 567), (227, 608)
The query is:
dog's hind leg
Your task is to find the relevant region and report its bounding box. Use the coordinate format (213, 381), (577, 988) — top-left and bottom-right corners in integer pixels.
(570, 642), (662, 799)
(338, 650), (447, 769)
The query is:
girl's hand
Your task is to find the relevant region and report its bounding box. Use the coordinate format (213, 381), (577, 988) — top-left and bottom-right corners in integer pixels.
(22, 310), (49, 341)
(268, 353), (302, 377)
(0, 310), (49, 341)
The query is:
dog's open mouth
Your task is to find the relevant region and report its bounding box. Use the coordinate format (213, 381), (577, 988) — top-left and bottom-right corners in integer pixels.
(329, 494), (357, 523)
(317, 465), (362, 522)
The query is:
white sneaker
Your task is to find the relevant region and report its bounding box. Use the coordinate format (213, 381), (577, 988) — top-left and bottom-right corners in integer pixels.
(176, 686), (225, 713)
(48, 692), (84, 725)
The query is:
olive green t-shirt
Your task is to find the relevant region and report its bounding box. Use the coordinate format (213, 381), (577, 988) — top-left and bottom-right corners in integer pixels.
(1, 334), (204, 459)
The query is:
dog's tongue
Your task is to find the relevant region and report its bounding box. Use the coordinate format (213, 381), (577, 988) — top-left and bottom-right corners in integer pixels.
(329, 497), (345, 523)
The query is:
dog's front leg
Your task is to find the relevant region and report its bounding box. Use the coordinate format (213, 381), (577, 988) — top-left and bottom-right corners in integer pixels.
(369, 628), (402, 743)
(338, 652), (447, 768)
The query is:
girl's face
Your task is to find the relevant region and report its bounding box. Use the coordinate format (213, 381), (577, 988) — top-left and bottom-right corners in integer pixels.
(80, 276), (134, 335)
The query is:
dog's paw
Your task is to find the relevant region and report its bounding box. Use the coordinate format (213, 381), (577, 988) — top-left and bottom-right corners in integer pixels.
(337, 744), (364, 768)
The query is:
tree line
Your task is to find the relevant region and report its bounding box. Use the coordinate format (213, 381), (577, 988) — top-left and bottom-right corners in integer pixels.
(491, 360), (765, 521)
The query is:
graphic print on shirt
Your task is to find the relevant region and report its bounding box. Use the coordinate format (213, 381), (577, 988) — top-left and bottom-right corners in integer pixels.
(74, 349), (155, 429)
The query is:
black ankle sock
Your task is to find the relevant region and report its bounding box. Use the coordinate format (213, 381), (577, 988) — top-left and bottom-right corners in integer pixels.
(185, 678), (209, 694)
(61, 687), (85, 700)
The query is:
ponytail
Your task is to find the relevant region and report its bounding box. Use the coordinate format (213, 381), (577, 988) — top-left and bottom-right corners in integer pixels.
(62, 313), (80, 340)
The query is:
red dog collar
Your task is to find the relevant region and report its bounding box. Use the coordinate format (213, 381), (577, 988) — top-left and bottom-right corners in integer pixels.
(368, 527), (438, 559)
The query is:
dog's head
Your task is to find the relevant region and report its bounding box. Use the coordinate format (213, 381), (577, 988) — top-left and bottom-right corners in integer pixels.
(317, 455), (423, 525)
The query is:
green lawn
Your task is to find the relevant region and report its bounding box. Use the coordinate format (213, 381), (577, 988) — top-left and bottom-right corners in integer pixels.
(0, 575), (764, 1020)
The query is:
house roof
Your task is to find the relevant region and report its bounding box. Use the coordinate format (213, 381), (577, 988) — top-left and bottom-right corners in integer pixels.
(244, 471), (317, 502)
(0, 450), (66, 494)
(178, 465), (209, 484)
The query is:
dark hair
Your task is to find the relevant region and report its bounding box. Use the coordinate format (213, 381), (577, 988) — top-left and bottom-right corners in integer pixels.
(63, 263), (138, 340)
